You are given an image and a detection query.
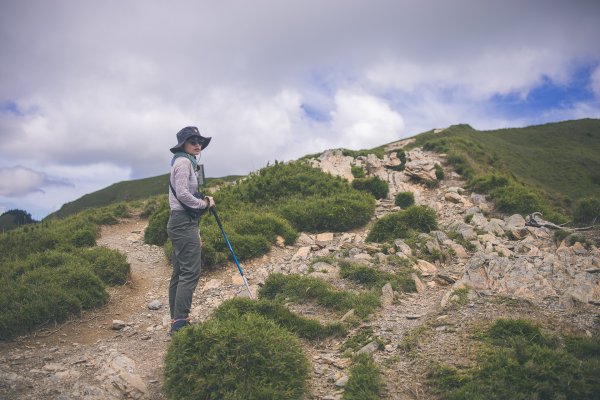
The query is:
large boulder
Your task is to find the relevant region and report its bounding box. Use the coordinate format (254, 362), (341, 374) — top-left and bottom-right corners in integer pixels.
(404, 149), (437, 182)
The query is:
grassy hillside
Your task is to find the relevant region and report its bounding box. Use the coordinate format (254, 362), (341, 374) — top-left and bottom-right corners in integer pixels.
(406, 119), (600, 218)
(47, 173), (243, 219)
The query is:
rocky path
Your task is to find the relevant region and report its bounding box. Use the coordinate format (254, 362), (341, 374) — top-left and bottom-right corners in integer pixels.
(1, 146), (598, 400)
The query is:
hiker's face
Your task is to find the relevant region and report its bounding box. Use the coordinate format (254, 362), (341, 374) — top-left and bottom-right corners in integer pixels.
(184, 139), (202, 156)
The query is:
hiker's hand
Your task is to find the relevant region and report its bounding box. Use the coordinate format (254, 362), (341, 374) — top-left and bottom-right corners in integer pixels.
(205, 196), (215, 208)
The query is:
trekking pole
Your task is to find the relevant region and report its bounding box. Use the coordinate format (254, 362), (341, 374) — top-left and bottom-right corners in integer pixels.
(209, 207), (254, 299)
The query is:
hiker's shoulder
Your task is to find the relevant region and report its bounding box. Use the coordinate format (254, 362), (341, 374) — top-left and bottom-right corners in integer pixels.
(172, 156), (192, 167)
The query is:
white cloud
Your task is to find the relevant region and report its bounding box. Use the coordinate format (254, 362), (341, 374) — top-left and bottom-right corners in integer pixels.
(330, 91), (405, 149)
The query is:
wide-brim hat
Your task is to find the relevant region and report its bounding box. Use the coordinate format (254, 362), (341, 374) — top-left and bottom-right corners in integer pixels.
(170, 126), (211, 153)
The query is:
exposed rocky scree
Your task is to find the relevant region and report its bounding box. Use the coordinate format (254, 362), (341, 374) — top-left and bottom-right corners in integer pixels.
(1, 145), (598, 399)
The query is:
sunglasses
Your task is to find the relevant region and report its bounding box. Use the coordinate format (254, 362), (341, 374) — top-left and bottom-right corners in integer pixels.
(187, 139), (203, 146)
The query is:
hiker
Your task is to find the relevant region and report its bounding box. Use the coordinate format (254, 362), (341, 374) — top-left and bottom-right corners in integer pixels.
(167, 126), (215, 333)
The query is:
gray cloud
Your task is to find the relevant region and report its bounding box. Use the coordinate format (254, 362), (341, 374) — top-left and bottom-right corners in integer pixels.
(0, 166), (72, 197)
(1, 0), (599, 217)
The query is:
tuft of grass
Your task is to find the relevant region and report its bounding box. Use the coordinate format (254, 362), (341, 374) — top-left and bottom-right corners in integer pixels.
(164, 313), (309, 400)
(394, 191), (415, 208)
(428, 318), (600, 400)
(343, 353), (383, 400)
(573, 196), (600, 224)
(341, 326), (384, 353)
(435, 164), (445, 180)
(367, 205), (438, 243)
(399, 323), (431, 357)
(351, 165), (365, 179)
(351, 177), (390, 199)
(212, 298), (347, 341)
(339, 260), (416, 293)
(259, 273), (380, 319)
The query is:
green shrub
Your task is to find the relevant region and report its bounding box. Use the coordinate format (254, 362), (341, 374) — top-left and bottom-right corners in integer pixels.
(428, 319), (600, 400)
(394, 191), (415, 208)
(278, 192), (375, 232)
(342, 147), (386, 159)
(75, 247), (130, 285)
(352, 177), (389, 199)
(221, 162), (350, 205)
(573, 197), (600, 223)
(366, 212), (410, 243)
(199, 211), (298, 268)
(0, 260), (109, 340)
(435, 164), (445, 180)
(144, 206), (170, 246)
(164, 314), (309, 400)
(339, 260), (415, 292)
(259, 273), (380, 319)
(351, 165), (365, 178)
(213, 298), (347, 340)
(343, 353), (383, 400)
(367, 205), (437, 243)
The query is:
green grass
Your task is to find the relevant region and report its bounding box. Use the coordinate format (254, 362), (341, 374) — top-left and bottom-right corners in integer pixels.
(339, 260), (416, 293)
(406, 119), (600, 220)
(0, 204), (132, 340)
(343, 353), (383, 400)
(212, 298), (347, 341)
(394, 191), (415, 208)
(428, 318), (600, 400)
(259, 273), (380, 319)
(164, 313), (309, 400)
(366, 205), (438, 243)
(341, 326), (384, 353)
(351, 177), (389, 199)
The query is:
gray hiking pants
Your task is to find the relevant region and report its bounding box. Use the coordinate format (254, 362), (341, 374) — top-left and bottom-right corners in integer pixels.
(167, 210), (202, 320)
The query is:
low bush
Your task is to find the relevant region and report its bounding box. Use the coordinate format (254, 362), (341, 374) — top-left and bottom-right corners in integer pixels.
(200, 211), (298, 268)
(144, 205), (170, 246)
(573, 197), (600, 224)
(259, 273), (380, 319)
(342, 147), (386, 159)
(0, 259), (109, 340)
(343, 353), (383, 400)
(428, 318), (600, 400)
(351, 177), (389, 199)
(351, 165), (365, 179)
(394, 191), (415, 208)
(0, 245), (129, 339)
(367, 205), (438, 243)
(278, 192), (375, 232)
(75, 247), (130, 285)
(213, 298), (347, 340)
(435, 164), (445, 180)
(164, 314), (309, 400)
(339, 260), (415, 293)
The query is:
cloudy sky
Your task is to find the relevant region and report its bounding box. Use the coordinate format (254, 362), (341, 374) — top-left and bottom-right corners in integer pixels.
(1, 0), (599, 219)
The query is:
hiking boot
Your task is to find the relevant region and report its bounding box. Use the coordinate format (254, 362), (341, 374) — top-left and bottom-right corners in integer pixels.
(169, 318), (191, 335)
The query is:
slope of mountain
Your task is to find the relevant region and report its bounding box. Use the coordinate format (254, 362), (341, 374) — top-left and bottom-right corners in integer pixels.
(406, 118), (600, 211)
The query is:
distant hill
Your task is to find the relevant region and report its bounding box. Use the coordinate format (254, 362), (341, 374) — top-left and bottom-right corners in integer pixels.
(0, 209), (37, 232)
(46, 173), (244, 220)
(406, 118), (600, 213)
